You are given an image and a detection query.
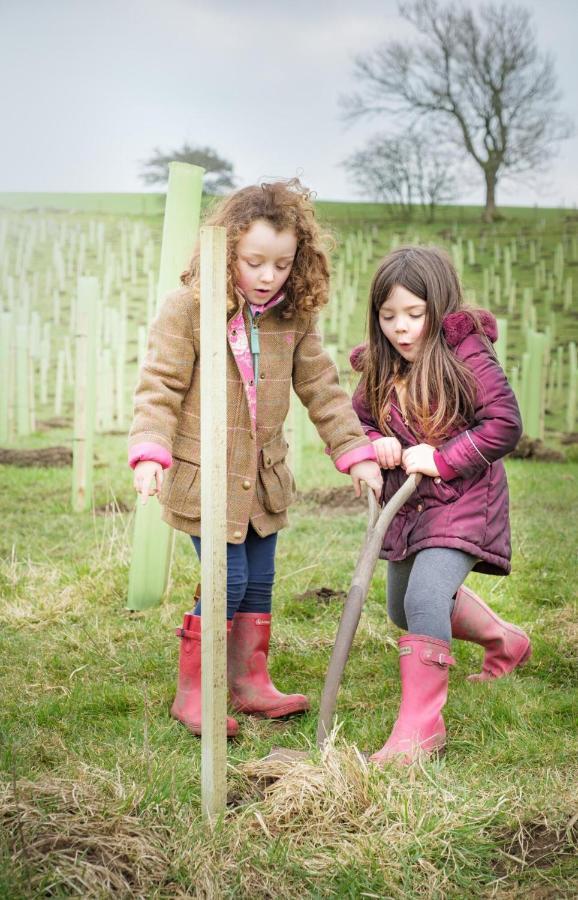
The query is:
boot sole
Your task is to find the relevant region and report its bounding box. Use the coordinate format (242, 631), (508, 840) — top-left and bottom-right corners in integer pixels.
(232, 701), (310, 719)
(170, 711), (239, 738)
(369, 740), (447, 767)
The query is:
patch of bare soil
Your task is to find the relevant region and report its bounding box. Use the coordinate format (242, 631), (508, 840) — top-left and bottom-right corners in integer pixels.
(560, 432), (578, 445)
(0, 446), (72, 467)
(294, 586), (347, 604)
(94, 498), (131, 515)
(509, 436), (566, 462)
(297, 486), (365, 514)
(494, 815), (578, 875)
(37, 417), (72, 430)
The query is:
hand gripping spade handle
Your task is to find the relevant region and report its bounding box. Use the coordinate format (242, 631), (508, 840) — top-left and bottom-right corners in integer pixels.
(316, 473), (421, 748)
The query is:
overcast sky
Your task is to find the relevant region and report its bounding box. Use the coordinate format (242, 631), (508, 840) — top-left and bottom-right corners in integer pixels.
(1, 0), (576, 206)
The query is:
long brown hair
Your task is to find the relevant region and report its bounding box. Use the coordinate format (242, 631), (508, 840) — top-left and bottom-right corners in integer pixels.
(363, 245), (490, 443)
(181, 178), (333, 318)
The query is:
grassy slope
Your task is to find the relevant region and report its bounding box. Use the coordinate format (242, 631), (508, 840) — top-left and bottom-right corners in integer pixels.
(1, 201), (577, 896)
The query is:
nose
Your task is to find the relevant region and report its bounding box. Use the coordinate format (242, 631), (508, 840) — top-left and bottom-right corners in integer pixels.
(394, 319), (408, 333)
(260, 265), (275, 284)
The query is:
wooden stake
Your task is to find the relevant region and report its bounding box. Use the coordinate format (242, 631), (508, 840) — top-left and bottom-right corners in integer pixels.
(199, 226), (228, 821)
(72, 277), (98, 512)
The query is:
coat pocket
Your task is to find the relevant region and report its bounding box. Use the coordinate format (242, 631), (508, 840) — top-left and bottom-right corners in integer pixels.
(160, 458), (201, 519)
(257, 435), (295, 514)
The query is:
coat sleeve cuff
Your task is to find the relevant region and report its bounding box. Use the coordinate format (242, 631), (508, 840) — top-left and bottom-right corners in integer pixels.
(433, 449), (459, 481)
(334, 443), (377, 473)
(129, 442), (173, 470)
(367, 429), (383, 441)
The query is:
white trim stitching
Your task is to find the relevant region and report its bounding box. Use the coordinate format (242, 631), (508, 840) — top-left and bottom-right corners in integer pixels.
(466, 430), (491, 466)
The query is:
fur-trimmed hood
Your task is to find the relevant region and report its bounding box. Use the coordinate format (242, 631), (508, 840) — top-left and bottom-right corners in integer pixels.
(349, 309), (498, 372)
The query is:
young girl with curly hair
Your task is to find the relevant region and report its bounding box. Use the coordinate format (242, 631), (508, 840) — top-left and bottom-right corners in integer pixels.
(129, 179), (382, 737)
(351, 245), (531, 765)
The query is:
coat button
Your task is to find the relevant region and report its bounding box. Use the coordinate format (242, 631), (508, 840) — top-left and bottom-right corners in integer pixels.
(242, 479), (251, 490)
(417, 503), (423, 512)
(260, 372), (265, 379)
(386, 414), (391, 422)
(265, 456), (272, 465)
(434, 477), (441, 484)
(249, 432), (255, 440)
(233, 530), (242, 539)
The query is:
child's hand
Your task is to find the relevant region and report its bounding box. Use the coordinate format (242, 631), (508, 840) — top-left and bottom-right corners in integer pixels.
(349, 460), (383, 501)
(133, 461), (164, 505)
(373, 436), (402, 469)
(402, 444), (440, 478)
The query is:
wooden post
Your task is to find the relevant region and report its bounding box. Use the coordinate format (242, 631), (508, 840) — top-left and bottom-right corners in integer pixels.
(15, 323), (30, 437)
(126, 161), (204, 611)
(0, 313), (12, 442)
(567, 342), (577, 433)
(199, 226), (228, 820)
(72, 277), (98, 512)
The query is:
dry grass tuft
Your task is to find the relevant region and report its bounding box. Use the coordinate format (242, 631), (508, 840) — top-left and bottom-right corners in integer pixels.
(0, 770), (182, 898)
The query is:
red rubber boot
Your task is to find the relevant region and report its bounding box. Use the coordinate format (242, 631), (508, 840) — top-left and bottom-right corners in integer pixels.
(228, 612), (310, 718)
(370, 634), (455, 766)
(451, 585), (531, 681)
(170, 612), (239, 737)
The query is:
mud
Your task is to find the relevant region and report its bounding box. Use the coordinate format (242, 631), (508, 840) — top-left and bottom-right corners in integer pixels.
(294, 586), (347, 604)
(95, 499), (131, 515)
(37, 417), (72, 430)
(0, 446), (72, 467)
(297, 486), (366, 514)
(509, 436), (566, 462)
(494, 816), (578, 874)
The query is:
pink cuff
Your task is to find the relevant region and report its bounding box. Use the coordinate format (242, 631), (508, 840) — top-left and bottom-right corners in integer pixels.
(367, 429), (384, 441)
(433, 450), (458, 481)
(334, 443), (377, 473)
(129, 442), (173, 470)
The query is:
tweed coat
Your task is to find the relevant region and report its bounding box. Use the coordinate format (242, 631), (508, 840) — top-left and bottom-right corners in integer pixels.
(350, 310), (523, 575)
(128, 286), (372, 542)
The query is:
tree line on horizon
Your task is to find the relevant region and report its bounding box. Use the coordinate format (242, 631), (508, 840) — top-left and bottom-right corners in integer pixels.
(139, 0), (572, 223)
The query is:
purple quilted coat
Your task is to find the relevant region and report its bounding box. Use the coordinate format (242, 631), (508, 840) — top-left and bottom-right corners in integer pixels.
(351, 310), (522, 576)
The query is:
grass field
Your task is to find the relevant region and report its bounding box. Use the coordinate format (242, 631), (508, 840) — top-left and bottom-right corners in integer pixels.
(1, 199), (577, 897)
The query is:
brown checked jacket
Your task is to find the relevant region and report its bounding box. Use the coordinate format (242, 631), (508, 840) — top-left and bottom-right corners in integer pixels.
(128, 286), (371, 542)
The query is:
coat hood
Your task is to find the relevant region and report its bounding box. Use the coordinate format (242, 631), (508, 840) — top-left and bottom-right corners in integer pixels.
(349, 310), (498, 371)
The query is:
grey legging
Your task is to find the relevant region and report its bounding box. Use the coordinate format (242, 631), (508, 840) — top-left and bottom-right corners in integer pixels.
(387, 547), (478, 643)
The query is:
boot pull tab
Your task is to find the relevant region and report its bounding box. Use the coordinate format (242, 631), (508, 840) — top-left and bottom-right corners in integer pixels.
(420, 647), (456, 668)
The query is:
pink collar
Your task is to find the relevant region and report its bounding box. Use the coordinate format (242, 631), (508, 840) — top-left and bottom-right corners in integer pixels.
(236, 287), (286, 317)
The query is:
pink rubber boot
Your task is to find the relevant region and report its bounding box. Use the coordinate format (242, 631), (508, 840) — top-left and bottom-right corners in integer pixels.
(228, 613), (310, 718)
(370, 634), (455, 766)
(170, 612), (239, 737)
(451, 585), (531, 681)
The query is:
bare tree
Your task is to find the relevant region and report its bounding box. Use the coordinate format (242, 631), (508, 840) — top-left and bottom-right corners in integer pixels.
(341, 1), (573, 221)
(140, 143), (236, 194)
(343, 131), (456, 221)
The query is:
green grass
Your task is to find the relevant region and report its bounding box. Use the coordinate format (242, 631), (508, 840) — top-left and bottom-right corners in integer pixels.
(1, 200), (577, 894)
(1, 438), (577, 897)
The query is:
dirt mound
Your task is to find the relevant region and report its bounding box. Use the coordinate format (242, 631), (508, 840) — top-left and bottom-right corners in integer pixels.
(509, 436), (565, 462)
(0, 446), (72, 467)
(294, 586), (347, 604)
(297, 486), (365, 513)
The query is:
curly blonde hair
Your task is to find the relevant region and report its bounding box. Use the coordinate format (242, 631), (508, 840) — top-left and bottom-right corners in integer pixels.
(181, 178), (333, 318)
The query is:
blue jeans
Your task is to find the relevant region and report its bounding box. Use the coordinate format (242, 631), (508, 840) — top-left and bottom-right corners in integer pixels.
(191, 524), (278, 620)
